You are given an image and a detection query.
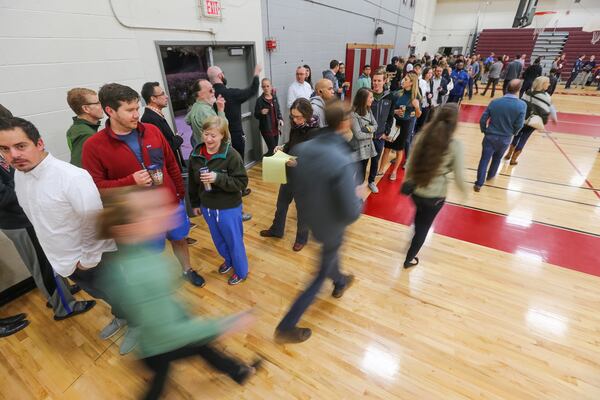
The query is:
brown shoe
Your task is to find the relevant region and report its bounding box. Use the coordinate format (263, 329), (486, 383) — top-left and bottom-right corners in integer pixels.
(260, 229), (282, 238)
(473, 185), (481, 192)
(332, 274), (355, 298)
(510, 150), (522, 165)
(504, 144), (515, 160)
(274, 327), (312, 344)
(292, 242), (305, 252)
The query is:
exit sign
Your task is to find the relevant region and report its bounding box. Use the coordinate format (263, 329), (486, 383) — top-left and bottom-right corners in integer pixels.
(202, 0), (222, 18)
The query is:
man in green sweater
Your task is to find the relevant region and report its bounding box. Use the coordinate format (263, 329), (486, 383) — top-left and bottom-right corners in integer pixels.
(185, 79), (226, 146)
(66, 88), (103, 167)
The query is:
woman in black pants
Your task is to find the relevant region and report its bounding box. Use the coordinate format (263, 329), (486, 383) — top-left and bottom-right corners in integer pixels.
(254, 78), (283, 156)
(260, 98), (319, 252)
(401, 103), (467, 268)
(350, 88), (377, 185)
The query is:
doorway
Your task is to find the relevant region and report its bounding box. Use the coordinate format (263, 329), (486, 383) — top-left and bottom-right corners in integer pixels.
(155, 42), (260, 166)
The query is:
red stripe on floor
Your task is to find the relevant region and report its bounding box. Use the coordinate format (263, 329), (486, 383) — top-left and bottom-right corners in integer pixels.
(460, 104), (600, 137)
(364, 170), (600, 277)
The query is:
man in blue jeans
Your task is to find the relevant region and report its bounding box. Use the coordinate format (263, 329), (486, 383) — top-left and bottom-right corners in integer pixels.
(475, 79), (526, 192)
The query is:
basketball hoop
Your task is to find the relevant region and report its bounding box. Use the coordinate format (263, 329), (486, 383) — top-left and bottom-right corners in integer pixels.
(583, 20), (600, 45)
(533, 11), (557, 37)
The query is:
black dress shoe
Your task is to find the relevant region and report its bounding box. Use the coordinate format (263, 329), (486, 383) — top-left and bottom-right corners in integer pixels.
(0, 320), (29, 337)
(54, 300), (96, 321)
(232, 359), (263, 385)
(0, 313), (27, 326)
(46, 284), (83, 308)
(274, 327), (312, 344)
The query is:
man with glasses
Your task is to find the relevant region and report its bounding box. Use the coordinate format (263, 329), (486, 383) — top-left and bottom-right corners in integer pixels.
(287, 66), (313, 108)
(66, 88), (104, 167)
(186, 79), (226, 147)
(140, 82), (184, 169)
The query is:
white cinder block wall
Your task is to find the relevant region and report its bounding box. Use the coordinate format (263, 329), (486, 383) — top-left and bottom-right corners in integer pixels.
(413, 0), (600, 56)
(0, 0), (265, 161)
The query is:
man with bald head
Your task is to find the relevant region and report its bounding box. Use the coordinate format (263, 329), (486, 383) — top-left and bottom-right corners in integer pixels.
(209, 64), (261, 165)
(287, 66), (313, 108)
(310, 79), (336, 127)
(475, 79), (526, 192)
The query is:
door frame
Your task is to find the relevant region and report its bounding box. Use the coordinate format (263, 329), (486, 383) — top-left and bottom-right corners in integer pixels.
(154, 41), (259, 167)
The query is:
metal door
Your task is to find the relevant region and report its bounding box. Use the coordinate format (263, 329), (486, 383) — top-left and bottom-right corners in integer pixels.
(210, 45), (260, 166)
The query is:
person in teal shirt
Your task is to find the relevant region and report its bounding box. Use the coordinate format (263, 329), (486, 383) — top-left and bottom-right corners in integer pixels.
(98, 186), (260, 400)
(355, 65), (372, 90)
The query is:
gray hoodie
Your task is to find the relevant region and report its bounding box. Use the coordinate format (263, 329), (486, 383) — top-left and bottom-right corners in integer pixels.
(310, 96), (327, 128)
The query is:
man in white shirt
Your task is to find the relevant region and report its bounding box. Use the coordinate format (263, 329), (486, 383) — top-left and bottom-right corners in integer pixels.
(287, 66), (313, 108)
(0, 117), (135, 354)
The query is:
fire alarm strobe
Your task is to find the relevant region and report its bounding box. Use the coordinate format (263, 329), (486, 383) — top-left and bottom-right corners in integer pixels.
(266, 38), (277, 52)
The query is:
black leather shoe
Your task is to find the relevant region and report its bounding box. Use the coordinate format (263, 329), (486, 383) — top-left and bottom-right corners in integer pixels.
(46, 284), (83, 308)
(0, 313), (27, 326)
(54, 300), (96, 321)
(0, 320), (29, 337)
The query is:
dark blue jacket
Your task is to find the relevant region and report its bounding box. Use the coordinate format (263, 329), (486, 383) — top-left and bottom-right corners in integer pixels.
(450, 69), (469, 97)
(480, 94), (527, 137)
(370, 90), (395, 138)
(289, 131), (363, 242)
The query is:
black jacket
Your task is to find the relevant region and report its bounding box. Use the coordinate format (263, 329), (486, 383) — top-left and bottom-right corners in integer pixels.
(254, 94), (282, 134)
(140, 108), (183, 168)
(283, 116), (321, 154)
(0, 165), (31, 230)
(370, 91), (395, 138)
(213, 76), (260, 134)
(523, 64), (542, 82)
(289, 131), (363, 242)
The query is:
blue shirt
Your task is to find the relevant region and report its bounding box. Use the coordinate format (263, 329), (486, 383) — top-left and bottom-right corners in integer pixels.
(117, 130), (143, 165)
(394, 90), (415, 121)
(480, 94), (527, 137)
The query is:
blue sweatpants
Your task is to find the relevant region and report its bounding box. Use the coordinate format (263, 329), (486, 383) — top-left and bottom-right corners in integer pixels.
(201, 205), (248, 278)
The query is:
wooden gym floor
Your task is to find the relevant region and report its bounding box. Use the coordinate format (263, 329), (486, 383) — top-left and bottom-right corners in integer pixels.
(1, 84), (600, 399)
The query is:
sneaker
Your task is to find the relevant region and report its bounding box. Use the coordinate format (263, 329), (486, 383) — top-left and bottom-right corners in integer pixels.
(119, 327), (138, 355)
(53, 300), (96, 321)
(332, 274), (355, 299)
(390, 172), (397, 181)
(242, 188), (252, 197)
(274, 327), (312, 344)
(242, 213), (252, 222)
(228, 274), (245, 285)
(183, 269), (206, 287)
(367, 182), (379, 193)
(218, 263), (232, 274)
(99, 317), (127, 340)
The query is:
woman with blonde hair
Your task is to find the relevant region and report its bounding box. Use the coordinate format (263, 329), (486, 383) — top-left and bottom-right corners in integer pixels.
(378, 73), (422, 181)
(188, 116), (250, 285)
(505, 76), (554, 165)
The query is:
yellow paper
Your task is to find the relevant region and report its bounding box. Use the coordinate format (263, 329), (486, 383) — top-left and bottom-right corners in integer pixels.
(262, 151), (295, 184)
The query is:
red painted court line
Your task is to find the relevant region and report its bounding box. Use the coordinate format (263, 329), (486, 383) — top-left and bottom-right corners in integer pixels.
(364, 170), (600, 277)
(546, 132), (600, 200)
(460, 104), (600, 137)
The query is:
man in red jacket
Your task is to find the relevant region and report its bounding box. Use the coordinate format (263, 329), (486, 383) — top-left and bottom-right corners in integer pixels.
(82, 83), (205, 287)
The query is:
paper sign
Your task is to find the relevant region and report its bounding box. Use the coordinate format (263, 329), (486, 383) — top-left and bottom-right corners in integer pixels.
(262, 151), (295, 184)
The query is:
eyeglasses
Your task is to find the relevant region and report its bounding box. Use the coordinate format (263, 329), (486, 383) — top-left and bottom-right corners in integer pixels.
(152, 92), (167, 97)
(83, 101), (100, 106)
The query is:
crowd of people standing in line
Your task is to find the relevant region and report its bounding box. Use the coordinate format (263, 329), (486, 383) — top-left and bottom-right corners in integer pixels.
(0, 46), (580, 398)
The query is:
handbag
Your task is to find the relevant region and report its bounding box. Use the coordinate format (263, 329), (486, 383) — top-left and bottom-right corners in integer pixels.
(525, 115), (545, 131)
(172, 134), (184, 149)
(387, 122), (402, 142)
